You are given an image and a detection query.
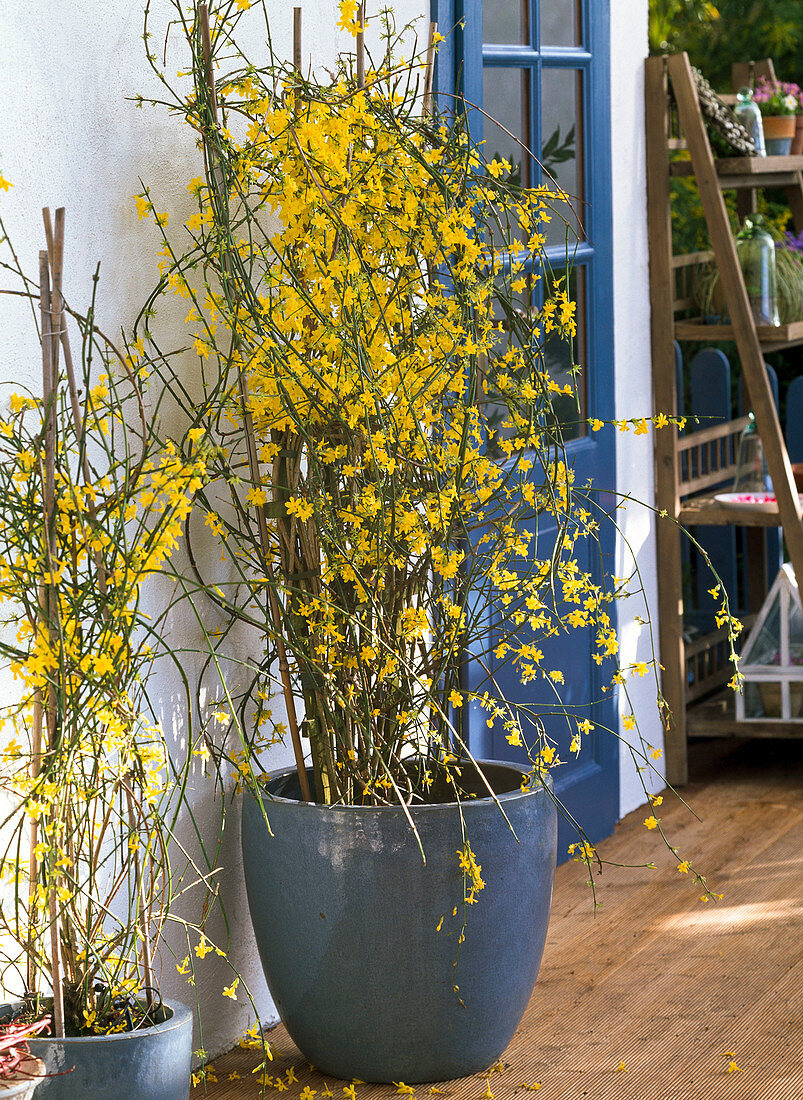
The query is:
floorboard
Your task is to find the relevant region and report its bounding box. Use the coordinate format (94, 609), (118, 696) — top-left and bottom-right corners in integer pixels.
(192, 738), (803, 1099)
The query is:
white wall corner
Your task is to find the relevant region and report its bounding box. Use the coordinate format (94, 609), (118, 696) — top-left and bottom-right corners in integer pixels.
(608, 1), (666, 817)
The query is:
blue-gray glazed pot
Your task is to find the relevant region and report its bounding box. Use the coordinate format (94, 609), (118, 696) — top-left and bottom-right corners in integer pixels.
(765, 136), (793, 156)
(242, 760), (557, 1083)
(0, 1000), (192, 1099)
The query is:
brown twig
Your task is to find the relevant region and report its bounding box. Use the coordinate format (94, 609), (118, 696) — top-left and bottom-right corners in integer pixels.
(199, 2), (311, 801)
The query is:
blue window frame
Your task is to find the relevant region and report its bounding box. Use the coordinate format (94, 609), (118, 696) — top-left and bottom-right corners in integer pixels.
(435, 0), (620, 850)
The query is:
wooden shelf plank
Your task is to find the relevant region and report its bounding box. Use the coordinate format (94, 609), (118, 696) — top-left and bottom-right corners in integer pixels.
(671, 154), (803, 185)
(678, 493), (791, 526)
(675, 318), (803, 348)
(688, 690), (803, 737)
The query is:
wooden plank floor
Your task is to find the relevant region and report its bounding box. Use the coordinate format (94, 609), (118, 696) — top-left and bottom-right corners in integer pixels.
(194, 738), (803, 1099)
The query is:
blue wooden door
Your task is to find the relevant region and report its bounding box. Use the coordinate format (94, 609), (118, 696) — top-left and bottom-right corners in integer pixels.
(436, 0), (619, 855)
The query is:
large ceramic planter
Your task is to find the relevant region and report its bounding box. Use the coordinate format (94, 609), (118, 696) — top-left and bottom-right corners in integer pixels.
(0, 1001), (192, 1100)
(242, 761), (557, 1083)
(0, 1056), (46, 1099)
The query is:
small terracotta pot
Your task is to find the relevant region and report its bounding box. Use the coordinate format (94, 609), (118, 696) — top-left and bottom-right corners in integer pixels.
(792, 114), (803, 155)
(792, 463), (803, 491)
(763, 114), (796, 156)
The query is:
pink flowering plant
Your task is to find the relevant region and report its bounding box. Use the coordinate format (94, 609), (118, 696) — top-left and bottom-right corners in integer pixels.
(753, 76), (803, 116)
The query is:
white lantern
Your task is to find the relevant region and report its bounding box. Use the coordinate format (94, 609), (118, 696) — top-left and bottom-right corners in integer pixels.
(737, 563), (803, 721)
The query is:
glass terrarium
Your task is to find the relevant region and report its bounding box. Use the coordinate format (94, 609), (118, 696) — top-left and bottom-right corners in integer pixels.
(737, 564), (803, 721)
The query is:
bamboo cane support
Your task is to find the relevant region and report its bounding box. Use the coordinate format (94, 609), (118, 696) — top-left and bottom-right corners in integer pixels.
(38, 249), (65, 1039)
(356, 4), (365, 89)
(199, 3), (311, 801)
(124, 787), (155, 1012)
(422, 22), (437, 115)
(26, 689), (42, 995)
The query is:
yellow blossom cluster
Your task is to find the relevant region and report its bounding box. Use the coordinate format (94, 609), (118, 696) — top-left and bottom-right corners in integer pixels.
(135, 7), (638, 807)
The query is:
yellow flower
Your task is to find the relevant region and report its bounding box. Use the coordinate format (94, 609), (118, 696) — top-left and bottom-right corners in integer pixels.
(0, 175), (13, 191)
(222, 978), (239, 1000)
(643, 815), (659, 830)
(286, 496), (314, 521)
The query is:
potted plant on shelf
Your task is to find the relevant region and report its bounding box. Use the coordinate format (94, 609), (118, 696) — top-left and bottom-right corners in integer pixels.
(0, 207), (207, 1098)
(0, 1016), (49, 1098)
(752, 76), (803, 155)
(136, 0), (730, 1084)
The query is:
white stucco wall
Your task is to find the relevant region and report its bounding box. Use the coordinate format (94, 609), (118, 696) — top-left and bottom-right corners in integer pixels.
(0, 0), (426, 1063)
(609, 1), (665, 815)
(0, 0), (657, 1063)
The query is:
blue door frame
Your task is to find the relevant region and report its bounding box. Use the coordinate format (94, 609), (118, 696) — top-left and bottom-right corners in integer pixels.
(435, 0), (620, 856)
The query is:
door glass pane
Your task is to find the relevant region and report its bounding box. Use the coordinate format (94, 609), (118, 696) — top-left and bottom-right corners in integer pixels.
(482, 266), (587, 447)
(541, 68), (584, 246)
(540, 0), (581, 46)
(545, 266), (587, 439)
(483, 0), (529, 45)
(482, 66), (533, 189)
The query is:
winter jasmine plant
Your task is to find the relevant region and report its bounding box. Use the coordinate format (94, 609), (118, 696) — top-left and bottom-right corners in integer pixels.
(135, 0), (733, 902)
(0, 207), (212, 1037)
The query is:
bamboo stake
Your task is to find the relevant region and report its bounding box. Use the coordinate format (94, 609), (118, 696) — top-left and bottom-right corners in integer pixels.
(38, 249), (65, 1039)
(422, 22), (437, 116)
(356, 4), (365, 89)
(44, 209), (84, 459)
(199, 2), (311, 801)
(293, 8), (302, 80)
(26, 687), (42, 994)
(124, 787), (155, 1012)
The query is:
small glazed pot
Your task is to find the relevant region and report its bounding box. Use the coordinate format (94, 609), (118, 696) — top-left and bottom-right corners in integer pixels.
(0, 1056), (46, 1100)
(791, 114), (803, 156)
(1, 1002), (192, 1100)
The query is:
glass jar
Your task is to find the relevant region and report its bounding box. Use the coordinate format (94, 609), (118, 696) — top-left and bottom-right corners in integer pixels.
(736, 214), (781, 327)
(733, 412), (771, 493)
(733, 87), (766, 156)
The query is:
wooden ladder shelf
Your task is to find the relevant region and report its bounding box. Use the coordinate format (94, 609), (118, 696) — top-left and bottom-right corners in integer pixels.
(645, 52), (803, 783)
